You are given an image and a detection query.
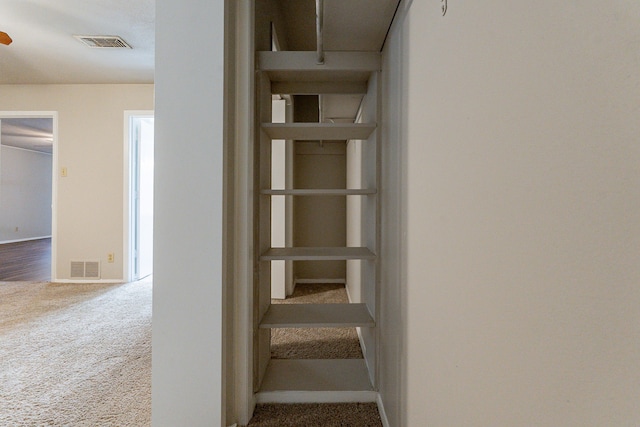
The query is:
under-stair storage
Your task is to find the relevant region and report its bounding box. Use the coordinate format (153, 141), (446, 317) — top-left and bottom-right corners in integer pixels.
(254, 50), (381, 403)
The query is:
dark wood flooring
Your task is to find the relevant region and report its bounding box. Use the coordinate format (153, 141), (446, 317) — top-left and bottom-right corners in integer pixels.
(0, 238), (51, 281)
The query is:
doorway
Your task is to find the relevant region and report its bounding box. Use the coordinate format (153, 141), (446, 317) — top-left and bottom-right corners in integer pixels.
(0, 112), (57, 281)
(125, 112), (154, 281)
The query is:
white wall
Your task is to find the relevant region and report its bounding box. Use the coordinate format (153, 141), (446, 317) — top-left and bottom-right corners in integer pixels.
(384, 0), (640, 425)
(153, 0), (227, 425)
(271, 99), (287, 299)
(0, 85), (153, 280)
(0, 145), (52, 242)
(379, 11), (407, 425)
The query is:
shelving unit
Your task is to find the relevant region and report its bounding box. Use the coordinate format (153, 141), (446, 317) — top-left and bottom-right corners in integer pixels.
(261, 122), (376, 140)
(254, 50), (381, 403)
(261, 189), (376, 196)
(260, 247), (375, 261)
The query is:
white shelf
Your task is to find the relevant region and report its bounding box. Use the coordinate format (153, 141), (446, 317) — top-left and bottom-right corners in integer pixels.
(261, 247), (375, 261)
(258, 51), (381, 72)
(271, 80), (368, 95)
(262, 189), (376, 196)
(260, 303), (374, 328)
(262, 123), (376, 141)
(259, 359), (374, 393)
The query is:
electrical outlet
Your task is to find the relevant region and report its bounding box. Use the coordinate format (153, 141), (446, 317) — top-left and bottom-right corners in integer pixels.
(107, 253), (115, 263)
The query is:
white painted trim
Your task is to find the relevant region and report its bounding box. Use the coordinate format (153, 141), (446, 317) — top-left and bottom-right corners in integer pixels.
(123, 110), (154, 282)
(1, 144), (53, 155)
(0, 236), (52, 245)
(376, 393), (391, 427)
(54, 279), (124, 284)
(255, 390), (378, 404)
(0, 111), (58, 281)
(284, 101), (295, 298)
(233, 0), (255, 425)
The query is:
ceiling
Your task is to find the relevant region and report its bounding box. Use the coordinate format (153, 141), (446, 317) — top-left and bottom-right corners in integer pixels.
(0, 0), (397, 86)
(0, 0), (398, 150)
(1, 117), (53, 154)
(0, 0), (154, 85)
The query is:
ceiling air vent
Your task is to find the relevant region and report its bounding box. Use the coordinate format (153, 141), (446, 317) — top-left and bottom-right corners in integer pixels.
(74, 35), (132, 49)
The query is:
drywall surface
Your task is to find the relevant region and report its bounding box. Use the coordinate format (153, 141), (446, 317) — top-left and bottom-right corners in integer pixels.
(152, 0), (226, 425)
(0, 145), (52, 242)
(386, 1), (640, 425)
(378, 19), (406, 426)
(0, 85), (153, 280)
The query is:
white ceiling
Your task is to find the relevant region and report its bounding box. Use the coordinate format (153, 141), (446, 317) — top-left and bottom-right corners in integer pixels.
(0, 0), (154, 85)
(0, 0), (399, 84)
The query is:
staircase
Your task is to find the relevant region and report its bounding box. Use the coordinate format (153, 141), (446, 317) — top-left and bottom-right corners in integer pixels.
(255, 51), (381, 404)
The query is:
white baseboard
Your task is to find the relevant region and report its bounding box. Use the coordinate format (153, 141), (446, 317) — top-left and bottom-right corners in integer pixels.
(53, 279), (124, 284)
(0, 235), (51, 245)
(377, 393), (390, 427)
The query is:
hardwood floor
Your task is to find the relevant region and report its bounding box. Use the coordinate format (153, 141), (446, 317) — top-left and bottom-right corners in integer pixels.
(0, 238), (51, 281)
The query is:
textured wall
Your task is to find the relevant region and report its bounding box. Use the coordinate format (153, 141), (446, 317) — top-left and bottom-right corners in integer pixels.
(384, 1), (640, 425)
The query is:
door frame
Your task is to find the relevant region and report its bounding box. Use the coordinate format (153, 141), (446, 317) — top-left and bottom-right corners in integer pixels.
(123, 110), (154, 282)
(0, 111), (58, 279)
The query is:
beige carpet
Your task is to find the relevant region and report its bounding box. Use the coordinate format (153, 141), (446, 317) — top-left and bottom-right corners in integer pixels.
(0, 279), (151, 426)
(0, 279), (379, 426)
(248, 403), (383, 427)
(270, 283), (363, 359)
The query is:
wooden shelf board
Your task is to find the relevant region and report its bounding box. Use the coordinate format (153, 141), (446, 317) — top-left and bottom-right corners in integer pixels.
(261, 123), (376, 140)
(271, 80), (368, 95)
(259, 359), (374, 393)
(261, 247), (376, 261)
(258, 51), (381, 73)
(260, 303), (374, 328)
(262, 189), (376, 196)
